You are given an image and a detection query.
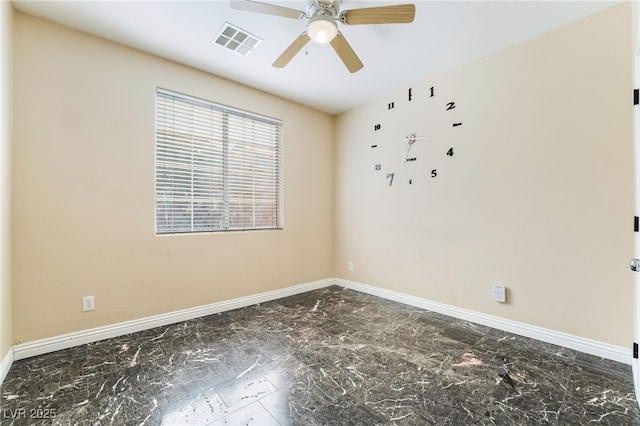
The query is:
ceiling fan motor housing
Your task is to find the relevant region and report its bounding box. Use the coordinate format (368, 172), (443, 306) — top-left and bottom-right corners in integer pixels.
(307, 0), (340, 20)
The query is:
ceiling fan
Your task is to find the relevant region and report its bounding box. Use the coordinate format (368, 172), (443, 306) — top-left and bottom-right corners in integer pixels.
(230, 0), (416, 73)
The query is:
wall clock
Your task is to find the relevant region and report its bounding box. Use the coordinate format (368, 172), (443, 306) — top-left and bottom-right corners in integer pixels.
(371, 85), (462, 187)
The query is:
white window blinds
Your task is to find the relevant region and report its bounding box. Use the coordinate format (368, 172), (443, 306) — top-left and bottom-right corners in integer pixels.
(155, 89), (283, 234)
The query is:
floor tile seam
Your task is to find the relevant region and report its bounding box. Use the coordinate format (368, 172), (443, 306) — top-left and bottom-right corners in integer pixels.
(557, 358), (578, 419)
(214, 372), (281, 410)
(191, 386), (233, 425)
(257, 398), (285, 426)
(284, 307), (488, 373)
(473, 333), (582, 371)
(204, 398), (281, 426)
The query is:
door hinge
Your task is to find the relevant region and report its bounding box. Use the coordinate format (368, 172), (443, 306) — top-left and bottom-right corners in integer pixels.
(635, 89), (639, 106)
(634, 342), (638, 359)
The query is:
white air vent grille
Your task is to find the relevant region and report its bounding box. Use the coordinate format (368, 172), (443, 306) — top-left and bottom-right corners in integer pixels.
(213, 22), (262, 56)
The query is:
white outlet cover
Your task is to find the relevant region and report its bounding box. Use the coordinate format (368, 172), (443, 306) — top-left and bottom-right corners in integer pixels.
(83, 295), (95, 312)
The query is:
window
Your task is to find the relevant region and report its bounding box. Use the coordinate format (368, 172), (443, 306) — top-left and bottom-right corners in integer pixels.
(155, 89), (283, 234)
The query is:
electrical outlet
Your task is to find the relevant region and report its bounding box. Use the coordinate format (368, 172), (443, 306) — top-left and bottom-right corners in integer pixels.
(492, 284), (506, 303)
(83, 295), (95, 312)
(348, 261), (354, 271)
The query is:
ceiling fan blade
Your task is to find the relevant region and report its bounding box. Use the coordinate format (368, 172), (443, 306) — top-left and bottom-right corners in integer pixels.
(330, 33), (364, 73)
(341, 4), (415, 25)
(230, 0), (305, 20)
(273, 33), (310, 68)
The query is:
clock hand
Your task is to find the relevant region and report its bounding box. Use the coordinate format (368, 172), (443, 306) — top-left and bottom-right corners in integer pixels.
(402, 133), (415, 164)
(402, 133), (430, 164)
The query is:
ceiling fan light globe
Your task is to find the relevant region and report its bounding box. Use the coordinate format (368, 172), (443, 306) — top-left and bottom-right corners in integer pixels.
(307, 16), (337, 44)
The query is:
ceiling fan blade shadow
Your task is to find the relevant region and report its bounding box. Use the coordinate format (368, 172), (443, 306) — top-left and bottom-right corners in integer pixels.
(341, 4), (415, 25)
(330, 33), (364, 73)
(273, 33), (311, 68)
(230, 0), (305, 19)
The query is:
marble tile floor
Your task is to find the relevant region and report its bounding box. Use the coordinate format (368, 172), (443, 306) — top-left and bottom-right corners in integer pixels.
(1, 285), (639, 425)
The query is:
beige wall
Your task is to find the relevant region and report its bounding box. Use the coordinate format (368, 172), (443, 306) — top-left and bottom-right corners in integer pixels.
(1, 0), (13, 360)
(12, 12), (334, 343)
(8, 3), (637, 350)
(334, 3), (634, 347)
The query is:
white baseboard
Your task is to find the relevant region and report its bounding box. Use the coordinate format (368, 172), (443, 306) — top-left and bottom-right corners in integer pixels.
(337, 278), (631, 365)
(12, 278), (333, 361)
(0, 347), (13, 383)
(7, 277), (631, 370)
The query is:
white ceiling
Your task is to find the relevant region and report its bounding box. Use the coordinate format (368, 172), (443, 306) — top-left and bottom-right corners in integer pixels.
(12, 0), (621, 115)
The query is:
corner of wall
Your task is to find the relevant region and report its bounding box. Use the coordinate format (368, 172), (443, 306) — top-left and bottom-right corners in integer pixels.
(1, 0), (14, 367)
(330, 113), (340, 278)
(331, 3), (634, 347)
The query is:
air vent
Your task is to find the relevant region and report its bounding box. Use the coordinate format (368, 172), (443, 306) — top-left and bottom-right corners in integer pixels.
(213, 22), (262, 56)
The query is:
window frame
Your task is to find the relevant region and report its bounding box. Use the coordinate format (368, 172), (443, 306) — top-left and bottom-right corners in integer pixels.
(154, 88), (283, 235)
